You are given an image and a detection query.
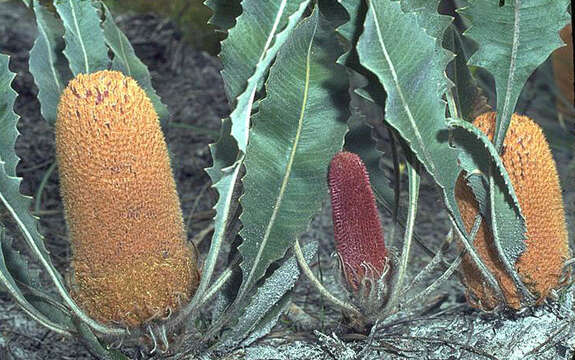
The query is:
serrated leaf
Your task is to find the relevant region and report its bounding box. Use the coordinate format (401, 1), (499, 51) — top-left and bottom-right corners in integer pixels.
(0, 56), (19, 177)
(1, 232), (37, 289)
(357, 0), (464, 233)
(400, 0), (452, 42)
(0, 54), (99, 332)
(186, 116), (240, 318)
(241, 292), (291, 347)
(219, 241), (317, 349)
(465, 173), (489, 220)
(29, 0), (71, 124)
(100, 3), (169, 125)
(335, 0), (363, 67)
(54, 0), (109, 75)
(459, 0), (570, 151)
(444, 25), (482, 122)
(198, 0), (310, 306)
(0, 62), (72, 332)
(400, 0), (453, 97)
(0, 227), (72, 335)
(221, 0), (311, 152)
(449, 118), (526, 268)
(1, 232), (73, 329)
(335, 0), (388, 135)
(237, 8), (348, 315)
(204, 0), (242, 31)
(206, 118), (237, 185)
(0, 53), (59, 279)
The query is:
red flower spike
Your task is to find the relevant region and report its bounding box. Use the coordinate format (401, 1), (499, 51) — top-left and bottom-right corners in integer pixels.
(328, 151), (388, 291)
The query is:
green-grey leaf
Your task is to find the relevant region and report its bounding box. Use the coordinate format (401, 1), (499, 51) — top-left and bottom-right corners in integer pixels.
(221, 0), (311, 152)
(75, 321), (130, 360)
(29, 0), (71, 124)
(357, 0), (462, 230)
(400, 0), (452, 43)
(182, 116), (239, 321)
(1, 232), (38, 290)
(444, 25), (480, 122)
(237, 8), (348, 313)
(100, 3), (169, 125)
(206, 118), (237, 185)
(336, 0), (388, 114)
(242, 292), (291, 346)
(204, 0), (242, 31)
(54, 0), (109, 75)
(0, 62), (72, 332)
(465, 172), (489, 220)
(402, 1), (454, 92)
(0, 57), (54, 272)
(219, 241), (318, 349)
(449, 118), (527, 273)
(335, 0), (363, 66)
(458, 0), (570, 151)
(0, 55), (19, 177)
(0, 227), (72, 335)
(400, 0), (454, 97)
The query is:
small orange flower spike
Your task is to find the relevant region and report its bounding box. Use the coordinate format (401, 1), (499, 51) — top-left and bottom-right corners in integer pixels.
(456, 112), (569, 310)
(328, 151), (388, 291)
(56, 70), (199, 327)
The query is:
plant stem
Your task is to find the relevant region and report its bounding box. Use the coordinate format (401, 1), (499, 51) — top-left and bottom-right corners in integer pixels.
(386, 160), (419, 312)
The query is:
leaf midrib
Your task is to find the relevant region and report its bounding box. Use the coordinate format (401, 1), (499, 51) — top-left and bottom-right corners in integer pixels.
(236, 0), (288, 152)
(243, 18), (317, 292)
(36, 5), (63, 93)
(369, 4), (437, 177)
(497, 0), (521, 149)
(69, 0), (89, 74)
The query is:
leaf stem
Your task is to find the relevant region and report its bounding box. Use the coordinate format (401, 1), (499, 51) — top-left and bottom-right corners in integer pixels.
(294, 239), (361, 317)
(34, 162), (56, 214)
(446, 86), (460, 119)
(450, 213), (504, 304)
(385, 160), (419, 311)
(403, 213), (482, 309)
(387, 128), (401, 248)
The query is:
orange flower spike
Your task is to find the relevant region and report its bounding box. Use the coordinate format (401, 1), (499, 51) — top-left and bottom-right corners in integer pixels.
(56, 70), (199, 327)
(456, 112), (569, 310)
(328, 151), (388, 291)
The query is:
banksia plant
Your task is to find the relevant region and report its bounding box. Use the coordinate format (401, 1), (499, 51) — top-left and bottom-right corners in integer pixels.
(56, 70), (200, 327)
(456, 112), (570, 310)
(328, 152), (390, 312)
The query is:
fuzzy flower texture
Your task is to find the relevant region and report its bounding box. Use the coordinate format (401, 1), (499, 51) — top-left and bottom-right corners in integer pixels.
(56, 71), (199, 327)
(456, 112), (570, 310)
(328, 152), (388, 292)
